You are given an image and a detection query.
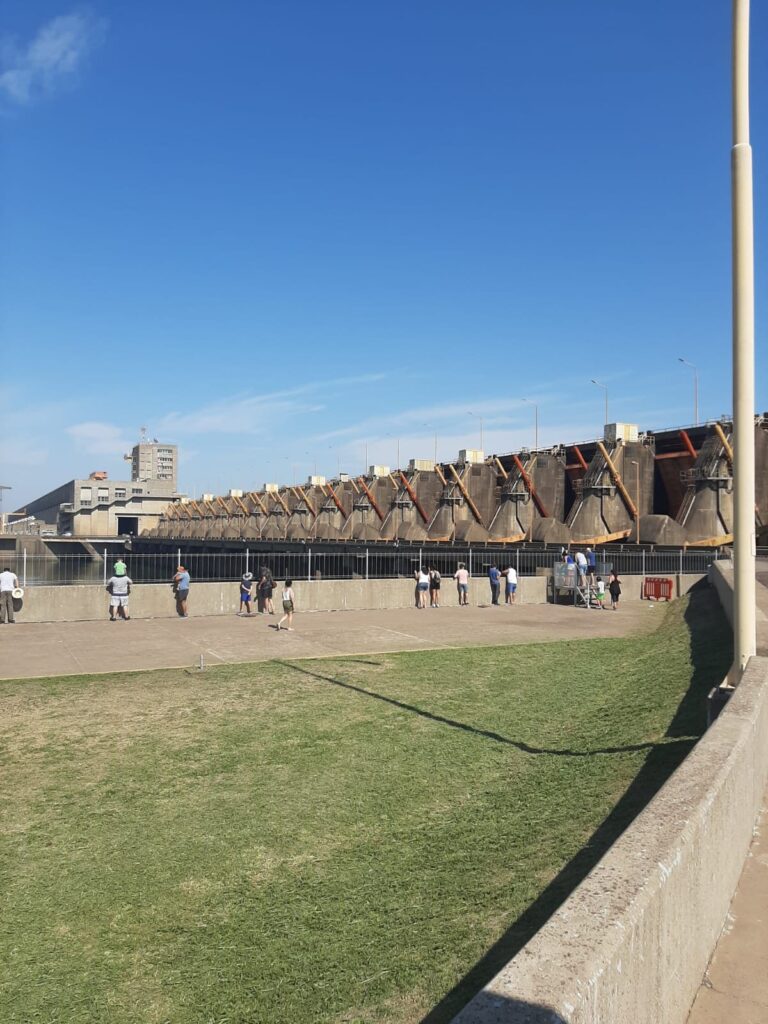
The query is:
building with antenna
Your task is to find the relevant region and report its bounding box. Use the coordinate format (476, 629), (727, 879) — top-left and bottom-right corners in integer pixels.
(9, 433), (183, 538)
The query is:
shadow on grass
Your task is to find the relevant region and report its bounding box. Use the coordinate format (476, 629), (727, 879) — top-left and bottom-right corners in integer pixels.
(417, 582), (732, 1024)
(279, 660), (693, 759)
(282, 584), (730, 1023)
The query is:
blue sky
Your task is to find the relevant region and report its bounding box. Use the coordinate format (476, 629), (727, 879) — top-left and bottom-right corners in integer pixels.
(2, 1), (766, 506)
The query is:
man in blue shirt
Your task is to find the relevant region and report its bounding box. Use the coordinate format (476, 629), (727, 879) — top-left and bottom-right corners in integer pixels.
(488, 564), (501, 605)
(173, 565), (191, 617)
(586, 546), (597, 580)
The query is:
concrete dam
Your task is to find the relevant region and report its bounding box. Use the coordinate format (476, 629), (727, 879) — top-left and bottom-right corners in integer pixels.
(149, 417), (768, 548)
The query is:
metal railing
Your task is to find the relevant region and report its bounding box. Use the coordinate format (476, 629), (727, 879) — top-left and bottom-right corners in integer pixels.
(0, 545), (735, 588)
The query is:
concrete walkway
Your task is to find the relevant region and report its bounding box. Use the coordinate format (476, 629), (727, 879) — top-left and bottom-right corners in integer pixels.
(687, 800), (768, 1023)
(687, 570), (768, 1023)
(0, 601), (655, 680)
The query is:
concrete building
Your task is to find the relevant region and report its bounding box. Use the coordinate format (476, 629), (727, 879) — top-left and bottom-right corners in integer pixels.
(129, 441), (178, 486)
(15, 440), (183, 538)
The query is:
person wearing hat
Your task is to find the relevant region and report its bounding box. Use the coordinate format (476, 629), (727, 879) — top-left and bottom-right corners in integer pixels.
(0, 566), (19, 624)
(239, 571), (255, 616)
(172, 565), (191, 617)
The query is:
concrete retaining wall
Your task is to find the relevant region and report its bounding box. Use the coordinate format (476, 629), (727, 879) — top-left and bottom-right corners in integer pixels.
(11, 576), (549, 623)
(709, 559), (735, 626)
(454, 574), (768, 1024)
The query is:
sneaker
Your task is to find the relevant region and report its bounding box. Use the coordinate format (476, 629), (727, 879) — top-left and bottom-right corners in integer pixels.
(287, 627), (294, 631)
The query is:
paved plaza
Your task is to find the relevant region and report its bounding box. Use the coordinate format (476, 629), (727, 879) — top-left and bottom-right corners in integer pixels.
(0, 601), (656, 680)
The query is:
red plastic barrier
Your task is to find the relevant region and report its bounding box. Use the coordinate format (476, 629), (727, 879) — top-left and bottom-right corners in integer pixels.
(644, 577), (674, 601)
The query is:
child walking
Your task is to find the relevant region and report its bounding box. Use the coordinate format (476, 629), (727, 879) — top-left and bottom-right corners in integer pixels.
(276, 579), (295, 631)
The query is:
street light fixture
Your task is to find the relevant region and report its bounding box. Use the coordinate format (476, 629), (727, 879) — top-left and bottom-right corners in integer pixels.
(522, 399), (539, 452)
(677, 358), (699, 426)
(590, 379), (609, 428)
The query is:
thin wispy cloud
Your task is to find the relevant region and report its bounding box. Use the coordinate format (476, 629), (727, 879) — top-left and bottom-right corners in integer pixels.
(157, 375), (388, 436)
(67, 421), (132, 457)
(0, 11), (106, 106)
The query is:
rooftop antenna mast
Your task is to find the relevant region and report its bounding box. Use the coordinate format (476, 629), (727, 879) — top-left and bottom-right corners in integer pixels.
(0, 485), (12, 526)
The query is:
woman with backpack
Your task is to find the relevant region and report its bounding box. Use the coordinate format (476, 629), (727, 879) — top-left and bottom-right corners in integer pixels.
(428, 566), (441, 608)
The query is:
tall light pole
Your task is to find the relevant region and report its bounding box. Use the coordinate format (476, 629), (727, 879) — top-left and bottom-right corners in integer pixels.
(678, 358), (700, 425)
(385, 434), (401, 471)
(590, 379), (609, 428)
(467, 411), (484, 451)
(522, 399), (539, 452)
(423, 423), (438, 465)
(731, 0), (756, 680)
(630, 460), (640, 544)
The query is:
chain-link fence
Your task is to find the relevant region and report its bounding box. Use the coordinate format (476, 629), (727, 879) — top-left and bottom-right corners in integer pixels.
(0, 544), (738, 587)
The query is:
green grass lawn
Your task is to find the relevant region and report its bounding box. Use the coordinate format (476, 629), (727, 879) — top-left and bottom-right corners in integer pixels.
(0, 588), (730, 1024)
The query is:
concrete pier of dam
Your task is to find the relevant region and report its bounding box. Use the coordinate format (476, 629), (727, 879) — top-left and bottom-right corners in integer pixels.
(146, 416), (768, 549)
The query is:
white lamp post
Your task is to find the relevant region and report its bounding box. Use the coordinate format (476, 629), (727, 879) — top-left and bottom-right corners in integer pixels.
(731, 0), (756, 681)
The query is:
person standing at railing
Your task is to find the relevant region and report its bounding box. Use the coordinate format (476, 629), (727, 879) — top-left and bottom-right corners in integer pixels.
(106, 572), (132, 621)
(574, 550), (588, 586)
(114, 557), (127, 577)
(585, 547), (596, 581)
(172, 565), (190, 618)
(503, 565), (517, 605)
(428, 566), (441, 608)
(414, 567), (430, 609)
(454, 563), (469, 606)
(0, 567), (19, 624)
(488, 564), (501, 605)
(258, 566), (275, 615)
(239, 572), (255, 616)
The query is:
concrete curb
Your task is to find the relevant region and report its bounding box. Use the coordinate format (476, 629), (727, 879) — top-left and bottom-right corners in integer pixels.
(452, 570), (768, 1024)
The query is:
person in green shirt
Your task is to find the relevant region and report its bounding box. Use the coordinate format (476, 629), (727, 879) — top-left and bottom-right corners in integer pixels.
(114, 558), (127, 577)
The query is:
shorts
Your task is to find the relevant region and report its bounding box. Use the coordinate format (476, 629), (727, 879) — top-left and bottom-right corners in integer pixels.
(458, 583), (468, 593)
(506, 583), (517, 594)
(261, 587), (274, 598)
(430, 581), (441, 590)
(176, 589), (189, 601)
(282, 600), (294, 612)
(110, 595), (129, 607)
(417, 583), (429, 591)
(240, 593), (251, 603)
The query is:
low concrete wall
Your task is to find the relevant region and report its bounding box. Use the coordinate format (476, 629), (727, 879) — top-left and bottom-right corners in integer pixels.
(11, 576), (548, 624)
(709, 559), (735, 626)
(454, 579), (768, 1024)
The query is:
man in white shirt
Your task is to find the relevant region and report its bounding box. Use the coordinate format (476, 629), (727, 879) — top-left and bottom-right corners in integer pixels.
(106, 573), (133, 621)
(504, 566), (518, 605)
(0, 566), (19, 623)
(574, 550), (588, 584)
